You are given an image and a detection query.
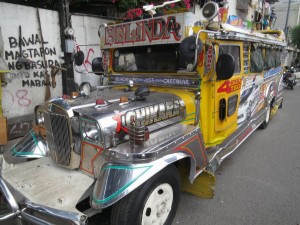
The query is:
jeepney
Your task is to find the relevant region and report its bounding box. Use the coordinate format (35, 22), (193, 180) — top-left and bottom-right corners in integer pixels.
(0, 2), (286, 225)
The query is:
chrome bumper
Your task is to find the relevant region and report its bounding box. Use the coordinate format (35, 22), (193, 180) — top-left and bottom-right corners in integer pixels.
(0, 178), (87, 225)
(0, 157), (90, 225)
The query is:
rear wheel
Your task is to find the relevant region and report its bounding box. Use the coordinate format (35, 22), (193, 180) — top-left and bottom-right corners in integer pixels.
(259, 104), (271, 129)
(111, 165), (180, 225)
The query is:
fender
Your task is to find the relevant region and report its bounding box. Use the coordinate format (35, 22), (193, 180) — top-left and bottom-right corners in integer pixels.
(265, 81), (278, 104)
(9, 129), (47, 159)
(91, 125), (208, 209)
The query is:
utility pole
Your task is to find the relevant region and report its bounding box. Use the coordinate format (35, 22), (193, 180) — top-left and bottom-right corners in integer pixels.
(58, 0), (76, 95)
(284, 0), (292, 41)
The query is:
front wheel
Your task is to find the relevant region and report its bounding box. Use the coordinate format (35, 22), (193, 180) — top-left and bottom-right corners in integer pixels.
(111, 165), (180, 225)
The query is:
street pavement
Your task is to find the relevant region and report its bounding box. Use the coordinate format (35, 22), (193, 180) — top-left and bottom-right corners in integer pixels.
(2, 84), (300, 225)
(173, 84), (300, 225)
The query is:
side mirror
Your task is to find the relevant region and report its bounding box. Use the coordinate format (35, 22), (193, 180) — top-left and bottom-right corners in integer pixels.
(216, 54), (235, 80)
(92, 57), (104, 75)
(74, 50), (84, 66)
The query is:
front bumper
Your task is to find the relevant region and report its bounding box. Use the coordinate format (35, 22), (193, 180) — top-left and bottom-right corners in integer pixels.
(0, 156), (94, 225)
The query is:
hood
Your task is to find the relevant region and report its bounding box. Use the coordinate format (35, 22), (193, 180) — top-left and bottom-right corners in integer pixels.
(47, 88), (186, 149)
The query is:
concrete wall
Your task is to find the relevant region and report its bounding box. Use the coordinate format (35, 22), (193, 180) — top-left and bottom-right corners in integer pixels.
(71, 14), (111, 87)
(0, 2), (112, 139)
(0, 2), (63, 120)
(273, 2), (300, 30)
(0, 3), (113, 118)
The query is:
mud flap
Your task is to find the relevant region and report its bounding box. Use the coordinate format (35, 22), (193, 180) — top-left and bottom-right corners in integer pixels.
(271, 103), (279, 117)
(181, 170), (215, 199)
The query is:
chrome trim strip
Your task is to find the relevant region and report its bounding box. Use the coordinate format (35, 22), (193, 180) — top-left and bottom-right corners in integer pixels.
(206, 107), (267, 172)
(0, 178), (19, 222)
(0, 178), (19, 212)
(0, 159), (20, 223)
(92, 152), (192, 209)
(26, 201), (86, 225)
(10, 130), (48, 159)
(0, 212), (15, 221)
(20, 209), (54, 225)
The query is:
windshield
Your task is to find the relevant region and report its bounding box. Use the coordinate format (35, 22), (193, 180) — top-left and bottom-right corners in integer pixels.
(112, 44), (179, 73)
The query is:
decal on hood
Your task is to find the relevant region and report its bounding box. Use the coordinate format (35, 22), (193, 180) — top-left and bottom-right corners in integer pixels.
(113, 99), (181, 132)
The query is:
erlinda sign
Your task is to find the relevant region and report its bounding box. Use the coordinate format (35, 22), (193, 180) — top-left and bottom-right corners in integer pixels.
(101, 13), (194, 49)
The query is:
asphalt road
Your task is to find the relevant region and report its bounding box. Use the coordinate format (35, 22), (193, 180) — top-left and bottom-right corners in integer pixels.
(2, 84), (300, 225)
(173, 85), (300, 225)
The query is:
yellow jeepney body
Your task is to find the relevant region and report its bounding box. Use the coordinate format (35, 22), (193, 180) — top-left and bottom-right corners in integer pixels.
(100, 11), (285, 156)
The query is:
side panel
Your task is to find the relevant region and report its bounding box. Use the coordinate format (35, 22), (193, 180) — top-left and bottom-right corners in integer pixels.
(91, 125), (208, 209)
(200, 41), (243, 147)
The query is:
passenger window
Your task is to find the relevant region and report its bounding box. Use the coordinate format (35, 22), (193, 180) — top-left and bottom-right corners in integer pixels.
(264, 48), (276, 70)
(275, 49), (281, 67)
(243, 43), (250, 74)
(250, 44), (263, 73)
(219, 45), (241, 74)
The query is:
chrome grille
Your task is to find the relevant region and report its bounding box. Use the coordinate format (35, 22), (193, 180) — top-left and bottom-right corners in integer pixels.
(44, 111), (71, 166)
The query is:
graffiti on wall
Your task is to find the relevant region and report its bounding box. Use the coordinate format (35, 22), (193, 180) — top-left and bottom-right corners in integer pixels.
(3, 89), (32, 107)
(4, 33), (61, 87)
(9, 121), (32, 139)
(74, 42), (97, 73)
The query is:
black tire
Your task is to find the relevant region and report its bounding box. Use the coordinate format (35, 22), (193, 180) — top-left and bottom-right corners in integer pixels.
(279, 100), (283, 109)
(291, 85), (293, 90)
(111, 165), (180, 225)
(259, 104), (271, 129)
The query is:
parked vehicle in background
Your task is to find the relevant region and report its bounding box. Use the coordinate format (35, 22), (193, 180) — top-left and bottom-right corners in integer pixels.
(283, 66), (297, 90)
(0, 2), (286, 225)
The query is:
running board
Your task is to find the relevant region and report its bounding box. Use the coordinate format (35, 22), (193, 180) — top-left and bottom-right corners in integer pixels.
(206, 107), (267, 173)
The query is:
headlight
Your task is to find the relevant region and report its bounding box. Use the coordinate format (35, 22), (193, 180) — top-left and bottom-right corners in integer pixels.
(79, 82), (91, 97)
(81, 118), (102, 145)
(34, 105), (45, 125)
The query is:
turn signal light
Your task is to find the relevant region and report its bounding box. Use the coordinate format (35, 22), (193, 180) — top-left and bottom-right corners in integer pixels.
(96, 99), (105, 105)
(120, 96), (129, 103)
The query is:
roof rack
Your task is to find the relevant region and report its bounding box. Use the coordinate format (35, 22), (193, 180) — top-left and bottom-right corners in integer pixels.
(211, 23), (286, 47)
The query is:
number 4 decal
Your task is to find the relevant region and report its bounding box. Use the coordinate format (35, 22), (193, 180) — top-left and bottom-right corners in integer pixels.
(217, 80), (231, 93)
(217, 79), (242, 94)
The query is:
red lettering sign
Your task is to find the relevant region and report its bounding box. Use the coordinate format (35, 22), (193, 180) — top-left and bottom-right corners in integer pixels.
(104, 15), (182, 47)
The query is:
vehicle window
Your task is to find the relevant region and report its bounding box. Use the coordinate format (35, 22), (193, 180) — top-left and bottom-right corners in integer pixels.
(219, 45), (241, 74)
(250, 45), (263, 72)
(275, 50), (281, 67)
(113, 44), (178, 73)
(264, 48), (276, 70)
(227, 95), (238, 116)
(243, 43), (250, 74)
